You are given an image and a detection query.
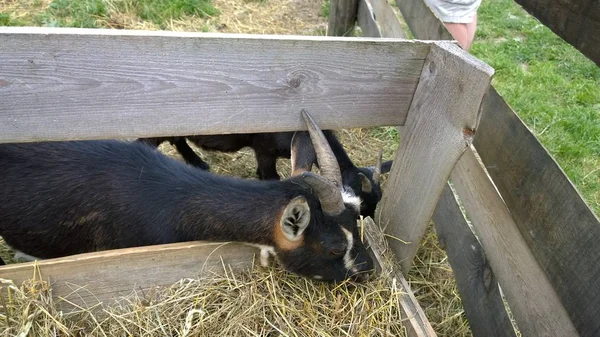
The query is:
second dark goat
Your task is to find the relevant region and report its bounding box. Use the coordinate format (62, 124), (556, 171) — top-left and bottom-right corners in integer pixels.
(139, 131), (392, 218)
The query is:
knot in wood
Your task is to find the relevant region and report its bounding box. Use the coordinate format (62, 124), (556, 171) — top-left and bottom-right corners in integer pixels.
(428, 61), (436, 75)
(483, 265), (493, 291)
(280, 69), (322, 96)
(288, 77), (302, 88)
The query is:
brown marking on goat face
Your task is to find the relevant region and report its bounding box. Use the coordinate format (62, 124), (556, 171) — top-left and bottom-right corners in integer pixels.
(273, 215), (304, 251)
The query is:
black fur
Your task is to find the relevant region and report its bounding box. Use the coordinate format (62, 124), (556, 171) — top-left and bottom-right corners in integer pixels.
(0, 140), (373, 282)
(139, 132), (392, 218)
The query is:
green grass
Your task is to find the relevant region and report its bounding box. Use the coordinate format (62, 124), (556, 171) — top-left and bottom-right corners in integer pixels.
(121, 0), (218, 28)
(471, 0), (600, 214)
(321, 0), (330, 18)
(1, 0), (219, 29)
(44, 0), (108, 28)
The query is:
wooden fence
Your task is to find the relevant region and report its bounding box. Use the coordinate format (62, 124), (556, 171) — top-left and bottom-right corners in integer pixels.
(0, 26), (497, 336)
(331, 0), (600, 336)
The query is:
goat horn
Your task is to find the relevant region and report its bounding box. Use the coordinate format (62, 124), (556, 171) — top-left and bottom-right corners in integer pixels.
(301, 172), (345, 215)
(373, 150), (383, 184)
(300, 109), (343, 188)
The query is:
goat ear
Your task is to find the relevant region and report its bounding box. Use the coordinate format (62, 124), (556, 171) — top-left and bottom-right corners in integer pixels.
(290, 131), (316, 176)
(358, 172), (373, 193)
(280, 196), (311, 241)
(380, 160), (393, 174)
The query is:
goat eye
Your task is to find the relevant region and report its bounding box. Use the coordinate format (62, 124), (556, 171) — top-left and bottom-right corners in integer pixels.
(329, 249), (344, 257)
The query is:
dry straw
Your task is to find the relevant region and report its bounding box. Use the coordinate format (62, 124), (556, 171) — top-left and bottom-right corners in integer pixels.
(0, 226), (409, 337)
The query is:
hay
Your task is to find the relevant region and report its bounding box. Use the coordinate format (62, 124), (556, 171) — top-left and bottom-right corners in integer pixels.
(0, 239), (409, 337)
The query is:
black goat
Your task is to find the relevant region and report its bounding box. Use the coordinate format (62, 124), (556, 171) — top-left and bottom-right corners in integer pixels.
(0, 110), (373, 282)
(139, 131), (392, 218)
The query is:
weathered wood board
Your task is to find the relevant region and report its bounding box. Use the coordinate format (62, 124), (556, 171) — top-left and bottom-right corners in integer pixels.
(432, 184), (517, 337)
(378, 40), (493, 273)
(0, 241), (259, 311)
(394, 0), (453, 41)
(474, 88), (600, 336)
(0, 27), (429, 143)
(328, 0), (360, 37)
(451, 149), (578, 336)
(358, 0), (406, 38)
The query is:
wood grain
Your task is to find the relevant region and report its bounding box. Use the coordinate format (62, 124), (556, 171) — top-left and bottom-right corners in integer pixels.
(394, 0), (453, 41)
(0, 27), (429, 143)
(377, 41), (493, 273)
(432, 184), (517, 337)
(363, 217), (437, 337)
(514, 0), (600, 67)
(0, 241), (259, 311)
(357, 0), (407, 38)
(328, 0), (359, 37)
(451, 149), (578, 337)
(474, 88), (600, 337)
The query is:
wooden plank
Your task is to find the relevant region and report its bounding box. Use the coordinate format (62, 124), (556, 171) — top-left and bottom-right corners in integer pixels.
(363, 217), (437, 337)
(327, 0), (359, 37)
(0, 241), (258, 311)
(377, 41), (493, 273)
(473, 88), (600, 336)
(432, 184), (517, 337)
(451, 148), (578, 336)
(0, 27), (429, 143)
(514, 0), (600, 67)
(394, 0), (453, 41)
(357, 0), (407, 38)
(358, 0), (382, 37)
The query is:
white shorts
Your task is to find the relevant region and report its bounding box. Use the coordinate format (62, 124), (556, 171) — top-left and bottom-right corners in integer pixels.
(423, 0), (482, 23)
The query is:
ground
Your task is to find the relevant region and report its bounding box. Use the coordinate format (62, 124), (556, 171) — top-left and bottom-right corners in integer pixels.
(1, 0), (598, 336)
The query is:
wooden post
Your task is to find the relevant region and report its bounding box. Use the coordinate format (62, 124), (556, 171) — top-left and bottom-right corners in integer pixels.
(377, 41), (493, 274)
(327, 0), (359, 37)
